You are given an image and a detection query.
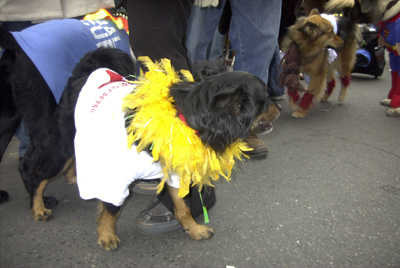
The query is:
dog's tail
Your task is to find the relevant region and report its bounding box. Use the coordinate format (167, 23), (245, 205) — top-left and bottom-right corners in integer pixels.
(324, 0), (355, 14)
(0, 25), (21, 52)
(70, 47), (136, 80)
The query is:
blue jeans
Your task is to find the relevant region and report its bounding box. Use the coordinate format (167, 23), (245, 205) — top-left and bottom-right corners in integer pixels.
(186, 0), (282, 85)
(267, 45), (285, 97)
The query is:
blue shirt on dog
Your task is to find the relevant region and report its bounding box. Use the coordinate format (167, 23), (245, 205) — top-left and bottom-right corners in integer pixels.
(11, 19), (131, 103)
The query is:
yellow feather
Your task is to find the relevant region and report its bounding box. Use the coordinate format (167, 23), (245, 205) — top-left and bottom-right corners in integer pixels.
(123, 58), (245, 198)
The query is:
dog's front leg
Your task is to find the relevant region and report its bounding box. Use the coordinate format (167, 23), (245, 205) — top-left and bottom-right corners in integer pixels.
(167, 185), (214, 240)
(97, 201), (121, 251)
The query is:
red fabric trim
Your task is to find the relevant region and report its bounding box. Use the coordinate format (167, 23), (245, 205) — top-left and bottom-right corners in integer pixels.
(299, 92), (314, 109)
(287, 90), (300, 102)
(177, 107), (199, 136)
(377, 12), (400, 36)
(325, 79), (336, 95)
(340, 76), (351, 87)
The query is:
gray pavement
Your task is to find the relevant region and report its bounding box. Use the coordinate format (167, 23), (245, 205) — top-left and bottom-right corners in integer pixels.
(1, 62), (399, 268)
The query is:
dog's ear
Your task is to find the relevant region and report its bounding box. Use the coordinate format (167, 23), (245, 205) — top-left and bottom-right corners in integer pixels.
(309, 8), (321, 16)
(297, 20), (321, 41)
(213, 87), (244, 115)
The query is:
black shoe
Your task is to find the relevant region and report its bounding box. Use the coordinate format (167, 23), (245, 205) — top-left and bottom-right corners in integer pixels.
(135, 199), (181, 234)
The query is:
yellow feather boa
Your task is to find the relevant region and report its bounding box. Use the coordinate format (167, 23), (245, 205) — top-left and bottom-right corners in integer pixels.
(123, 57), (248, 198)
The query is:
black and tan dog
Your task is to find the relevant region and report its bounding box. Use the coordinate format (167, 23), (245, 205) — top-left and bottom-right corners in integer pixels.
(1, 46), (280, 250)
(280, 8), (359, 118)
(0, 17), (132, 210)
(73, 52), (280, 250)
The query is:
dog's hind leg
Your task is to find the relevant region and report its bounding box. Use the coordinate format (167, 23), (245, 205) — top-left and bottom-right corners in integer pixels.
(167, 185), (214, 240)
(97, 201), (121, 251)
(63, 157), (76, 185)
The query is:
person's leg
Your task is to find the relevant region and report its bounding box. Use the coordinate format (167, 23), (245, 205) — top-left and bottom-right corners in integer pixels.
(267, 45), (285, 99)
(186, 1), (226, 71)
(127, 0), (193, 72)
(229, 0), (281, 157)
(135, 184), (216, 234)
(14, 122), (30, 158)
(229, 0), (281, 85)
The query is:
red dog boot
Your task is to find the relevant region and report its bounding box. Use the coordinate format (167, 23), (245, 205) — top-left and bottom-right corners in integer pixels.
(390, 74), (400, 108)
(321, 79), (336, 102)
(388, 71), (399, 99)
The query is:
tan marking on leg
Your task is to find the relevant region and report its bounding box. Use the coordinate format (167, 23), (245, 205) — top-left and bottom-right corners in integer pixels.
(31, 180), (52, 221)
(97, 202), (121, 251)
(167, 185), (214, 240)
(63, 157), (77, 185)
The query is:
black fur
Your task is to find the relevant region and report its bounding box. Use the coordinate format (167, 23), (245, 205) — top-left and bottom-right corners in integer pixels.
(169, 72), (268, 153)
(1, 43), (278, 220)
(193, 58), (227, 82)
(0, 39), (135, 211)
(335, 15), (359, 43)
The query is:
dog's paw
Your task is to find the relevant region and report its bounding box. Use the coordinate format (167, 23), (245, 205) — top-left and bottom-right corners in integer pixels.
(386, 108), (400, 117)
(338, 88), (347, 102)
(320, 92), (330, 103)
(380, 99), (391, 107)
(185, 224), (214, 240)
(292, 110), (306, 118)
(98, 233), (121, 251)
(43, 196), (59, 209)
(31, 207), (53, 221)
(0, 190), (9, 203)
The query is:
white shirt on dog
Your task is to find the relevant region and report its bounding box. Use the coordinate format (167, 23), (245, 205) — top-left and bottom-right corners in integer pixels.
(74, 68), (180, 207)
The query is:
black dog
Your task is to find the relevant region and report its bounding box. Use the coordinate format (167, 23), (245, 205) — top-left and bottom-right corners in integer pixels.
(0, 45), (135, 218)
(2, 43), (280, 250)
(69, 50), (280, 250)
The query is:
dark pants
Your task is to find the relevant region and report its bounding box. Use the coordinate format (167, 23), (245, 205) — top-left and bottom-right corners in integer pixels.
(126, 0), (216, 217)
(126, 0), (193, 72)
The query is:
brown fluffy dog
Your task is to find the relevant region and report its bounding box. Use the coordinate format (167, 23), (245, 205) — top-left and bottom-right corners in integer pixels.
(280, 8), (359, 118)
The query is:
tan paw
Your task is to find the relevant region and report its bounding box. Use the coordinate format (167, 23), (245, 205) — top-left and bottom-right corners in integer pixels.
(320, 92), (330, 103)
(185, 224), (214, 240)
(386, 108), (400, 117)
(31, 208), (53, 222)
(292, 109), (306, 118)
(380, 99), (391, 107)
(98, 233), (121, 251)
